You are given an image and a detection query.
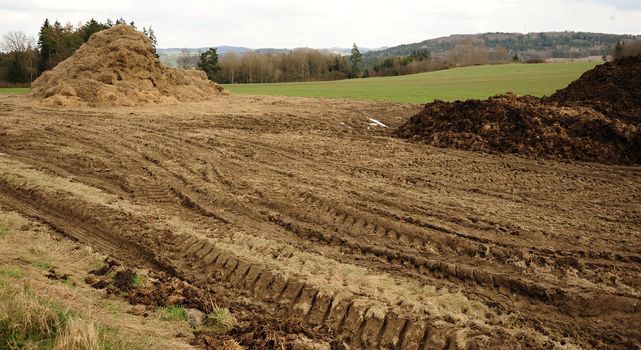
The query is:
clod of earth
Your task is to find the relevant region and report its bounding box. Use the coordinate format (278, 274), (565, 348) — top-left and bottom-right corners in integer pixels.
(113, 270), (136, 291)
(45, 269), (70, 281)
(89, 257), (119, 276)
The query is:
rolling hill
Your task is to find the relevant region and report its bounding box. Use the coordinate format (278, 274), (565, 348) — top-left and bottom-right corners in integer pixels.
(361, 31), (640, 68)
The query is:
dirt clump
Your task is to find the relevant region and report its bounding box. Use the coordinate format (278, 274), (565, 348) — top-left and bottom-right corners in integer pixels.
(113, 269), (136, 291)
(397, 57), (641, 164)
(45, 269), (71, 282)
(28, 24), (225, 107)
(88, 257), (119, 275)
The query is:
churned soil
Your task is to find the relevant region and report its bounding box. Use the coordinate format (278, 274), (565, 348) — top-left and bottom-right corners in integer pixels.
(1, 94), (639, 349)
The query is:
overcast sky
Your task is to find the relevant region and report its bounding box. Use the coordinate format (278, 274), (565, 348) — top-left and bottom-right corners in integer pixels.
(1, 0), (640, 49)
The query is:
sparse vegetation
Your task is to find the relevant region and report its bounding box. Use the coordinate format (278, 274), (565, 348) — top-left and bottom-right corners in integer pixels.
(102, 301), (123, 316)
(29, 247), (54, 271)
(0, 210), (206, 349)
(0, 266), (22, 278)
(206, 307), (237, 333)
(132, 273), (146, 288)
(0, 280), (68, 348)
(31, 261), (54, 271)
(0, 279), (129, 349)
(157, 305), (186, 321)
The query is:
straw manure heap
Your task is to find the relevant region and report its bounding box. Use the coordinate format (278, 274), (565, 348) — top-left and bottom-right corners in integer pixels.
(29, 24), (225, 107)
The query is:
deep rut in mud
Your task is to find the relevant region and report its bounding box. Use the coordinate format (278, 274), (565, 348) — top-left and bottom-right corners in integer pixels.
(0, 95), (640, 349)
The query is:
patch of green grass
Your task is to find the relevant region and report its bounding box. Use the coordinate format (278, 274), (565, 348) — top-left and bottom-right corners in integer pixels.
(0, 280), (69, 349)
(132, 273), (146, 288)
(0, 226), (7, 237)
(0, 87), (29, 95)
(0, 266), (22, 278)
(158, 305), (186, 321)
(95, 324), (132, 350)
(28, 247), (46, 256)
(31, 261), (54, 271)
(101, 301), (123, 316)
(223, 61), (600, 104)
(28, 248), (56, 271)
(206, 307), (236, 333)
(0, 279), (143, 349)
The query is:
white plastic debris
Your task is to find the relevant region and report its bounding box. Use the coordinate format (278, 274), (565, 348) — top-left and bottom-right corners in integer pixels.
(368, 118), (388, 128)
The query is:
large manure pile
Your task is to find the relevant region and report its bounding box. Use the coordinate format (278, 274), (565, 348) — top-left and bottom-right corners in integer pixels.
(397, 56), (641, 164)
(545, 55), (641, 124)
(28, 25), (225, 107)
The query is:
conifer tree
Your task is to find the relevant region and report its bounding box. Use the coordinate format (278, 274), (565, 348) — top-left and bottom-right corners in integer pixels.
(350, 43), (362, 78)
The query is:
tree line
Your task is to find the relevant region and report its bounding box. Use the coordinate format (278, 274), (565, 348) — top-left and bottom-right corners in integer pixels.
(176, 45), (363, 84)
(0, 18), (156, 86)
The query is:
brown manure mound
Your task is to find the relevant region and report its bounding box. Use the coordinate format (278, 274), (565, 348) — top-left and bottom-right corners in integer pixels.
(545, 54), (641, 124)
(28, 24), (225, 107)
(397, 57), (641, 165)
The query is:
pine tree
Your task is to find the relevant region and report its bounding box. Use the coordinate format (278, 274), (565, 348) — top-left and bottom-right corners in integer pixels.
(37, 19), (53, 73)
(197, 48), (221, 81)
(350, 43), (362, 78)
(80, 18), (108, 42)
(6, 53), (29, 83)
(142, 26), (158, 57)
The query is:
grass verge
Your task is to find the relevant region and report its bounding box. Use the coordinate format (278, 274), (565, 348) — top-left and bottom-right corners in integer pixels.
(0, 278), (130, 349)
(0, 88), (29, 95)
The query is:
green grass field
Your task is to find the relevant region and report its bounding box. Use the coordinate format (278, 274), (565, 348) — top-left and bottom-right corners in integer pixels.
(223, 61), (600, 104)
(0, 61), (601, 103)
(0, 88), (29, 94)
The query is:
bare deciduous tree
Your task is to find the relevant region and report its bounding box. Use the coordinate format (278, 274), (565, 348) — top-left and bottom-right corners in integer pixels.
(177, 48), (197, 69)
(493, 46), (509, 62)
(1, 31), (35, 53)
(220, 52), (240, 84)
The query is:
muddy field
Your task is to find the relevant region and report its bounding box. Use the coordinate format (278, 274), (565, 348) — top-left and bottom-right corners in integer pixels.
(0, 94), (640, 349)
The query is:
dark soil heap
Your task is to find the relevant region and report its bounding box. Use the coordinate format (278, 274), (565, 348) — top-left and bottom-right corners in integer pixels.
(546, 55), (641, 124)
(29, 25), (225, 107)
(397, 56), (641, 164)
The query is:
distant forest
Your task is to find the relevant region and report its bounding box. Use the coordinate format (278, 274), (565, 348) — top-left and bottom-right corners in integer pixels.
(173, 32), (641, 81)
(361, 32), (641, 76)
(1, 21), (640, 86)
